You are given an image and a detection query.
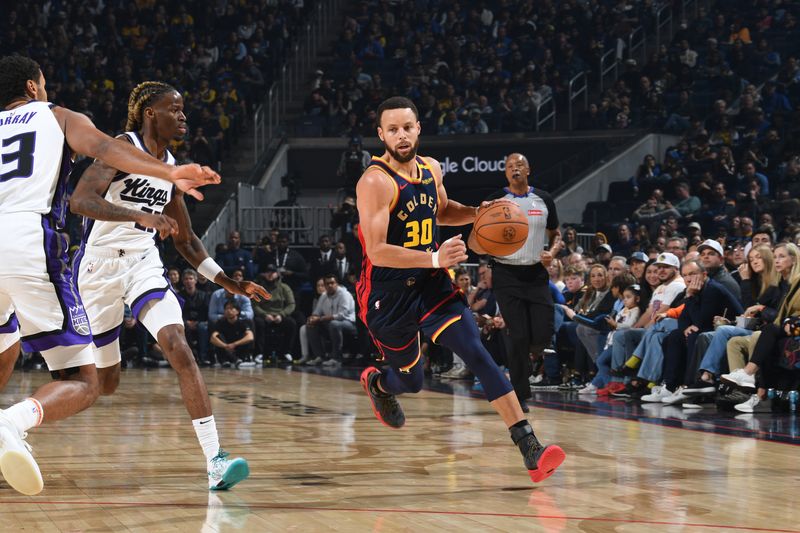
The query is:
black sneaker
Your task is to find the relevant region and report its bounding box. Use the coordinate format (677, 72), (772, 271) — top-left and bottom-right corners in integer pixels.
(511, 425), (566, 483)
(360, 367), (405, 429)
(611, 382), (646, 398)
(684, 379), (716, 395)
(531, 377), (562, 389)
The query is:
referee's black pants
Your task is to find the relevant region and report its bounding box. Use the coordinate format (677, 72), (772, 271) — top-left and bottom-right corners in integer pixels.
(491, 262), (554, 402)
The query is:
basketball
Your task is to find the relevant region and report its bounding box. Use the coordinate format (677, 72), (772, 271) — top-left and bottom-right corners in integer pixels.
(472, 202), (529, 256)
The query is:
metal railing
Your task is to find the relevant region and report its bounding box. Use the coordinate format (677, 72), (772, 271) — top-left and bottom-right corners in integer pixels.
(627, 26), (646, 66)
(239, 206), (335, 246)
(250, 0), (342, 165)
(655, 4), (673, 51)
(598, 48), (618, 93)
(535, 96), (556, 132)
(201, 193), (238, 253)
(576, 233), (596, 253)
(568, 71), (589, 131)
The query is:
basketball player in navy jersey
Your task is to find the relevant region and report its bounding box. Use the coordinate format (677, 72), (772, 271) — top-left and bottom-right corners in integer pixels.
(357, 96), (565, 483)
(68, 82), (268, 490)
(0, 55), (218, 495)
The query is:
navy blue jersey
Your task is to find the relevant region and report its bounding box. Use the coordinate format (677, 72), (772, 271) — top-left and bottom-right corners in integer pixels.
(357, 155), (440, 285)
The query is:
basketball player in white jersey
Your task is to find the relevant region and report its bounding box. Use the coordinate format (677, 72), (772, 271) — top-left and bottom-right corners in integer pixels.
(69, 81), (268, 491)
(0, 55), (219, 496)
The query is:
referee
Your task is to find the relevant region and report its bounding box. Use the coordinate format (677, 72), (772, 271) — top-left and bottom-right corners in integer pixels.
(472, 153), (560, 411)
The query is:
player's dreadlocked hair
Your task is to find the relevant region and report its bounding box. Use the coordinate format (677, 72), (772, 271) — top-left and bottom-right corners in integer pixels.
(125, 81), (176, 131)
(0, 55), (41, 108)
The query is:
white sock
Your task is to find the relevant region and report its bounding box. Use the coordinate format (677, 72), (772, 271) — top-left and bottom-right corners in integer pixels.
(193, 415), (220, 464)
(4, 398), (43, 434)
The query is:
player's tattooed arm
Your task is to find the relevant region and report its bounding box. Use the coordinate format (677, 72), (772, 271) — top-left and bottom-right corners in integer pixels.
(165, 194), (269, 302)
(70, 158), (178, 239)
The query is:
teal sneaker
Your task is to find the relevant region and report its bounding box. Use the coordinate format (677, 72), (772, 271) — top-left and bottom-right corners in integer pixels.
(208, 450), (249, 491)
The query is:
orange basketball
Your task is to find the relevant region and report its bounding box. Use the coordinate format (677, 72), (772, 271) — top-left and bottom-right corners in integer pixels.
(473, 202), (529, 256)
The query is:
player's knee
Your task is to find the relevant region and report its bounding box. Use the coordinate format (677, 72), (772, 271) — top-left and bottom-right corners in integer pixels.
(159, 328), (196, 372)
(98, 365), (120, 396)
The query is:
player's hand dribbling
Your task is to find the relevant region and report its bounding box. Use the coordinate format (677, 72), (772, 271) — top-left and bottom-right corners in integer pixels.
(477, 199), (517, 215)
(137, 212), (179, 239)
(169, 164), (222, 201)
(437, 234), (468, 268)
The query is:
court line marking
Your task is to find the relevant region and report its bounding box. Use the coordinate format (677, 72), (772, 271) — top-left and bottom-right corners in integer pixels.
(0, 499), (796, 531)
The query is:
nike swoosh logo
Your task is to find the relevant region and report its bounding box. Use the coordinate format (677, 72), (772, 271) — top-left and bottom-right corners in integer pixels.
(199, 420), (211, 424)
(398, 182), (409, 190)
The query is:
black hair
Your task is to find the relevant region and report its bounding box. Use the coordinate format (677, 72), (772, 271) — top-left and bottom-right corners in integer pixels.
(126, 81), (177, 131)
(223, 299), (240, 311)
(376, 96), (419, 128)
(0, 55), (41, 108)
(323, 273), (340, 284)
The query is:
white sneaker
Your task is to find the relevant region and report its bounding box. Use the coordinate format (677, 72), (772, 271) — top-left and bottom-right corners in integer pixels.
(306, 357), (322, 366)
(208, 449), (250, 491)
(641, 385), (672, 403)
(441, 365), (471, 379)
(238, 361), (256, 368)
(577, 383), (597, 395)
(735, 394), (769, 413)
(322, 359), (342, 368)
(529, 374), (543, 385)
(254, 354), (264, 364)
(283, 353), (293, 363)
(721, 368), (756, 390)
(661, 386), (689, 405)
(0, 412), (43, 495)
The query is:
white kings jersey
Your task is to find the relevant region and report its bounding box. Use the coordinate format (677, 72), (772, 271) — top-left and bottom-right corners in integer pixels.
(84, 132), (175, 250)
(0, 101), (72, 227)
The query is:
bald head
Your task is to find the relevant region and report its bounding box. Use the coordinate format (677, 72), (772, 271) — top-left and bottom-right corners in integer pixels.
(505, 153), (530, 187)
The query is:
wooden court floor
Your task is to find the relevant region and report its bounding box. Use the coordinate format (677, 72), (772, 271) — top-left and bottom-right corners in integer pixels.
(1, 367), (798, 532)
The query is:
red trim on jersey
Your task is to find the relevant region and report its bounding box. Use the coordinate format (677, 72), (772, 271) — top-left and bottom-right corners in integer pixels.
(356, 224), (373, 327)
(418, 289), (460, 324)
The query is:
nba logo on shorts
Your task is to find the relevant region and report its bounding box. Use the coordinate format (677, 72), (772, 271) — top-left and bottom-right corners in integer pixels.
(69, 304), (91, 336)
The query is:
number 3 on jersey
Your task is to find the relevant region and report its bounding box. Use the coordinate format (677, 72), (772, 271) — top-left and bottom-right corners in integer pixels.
(1, 132), (36, 182)
(403, 218), (432, 248)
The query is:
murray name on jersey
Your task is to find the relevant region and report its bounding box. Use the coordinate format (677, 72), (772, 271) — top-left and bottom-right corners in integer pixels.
(119, 176), (170, 208)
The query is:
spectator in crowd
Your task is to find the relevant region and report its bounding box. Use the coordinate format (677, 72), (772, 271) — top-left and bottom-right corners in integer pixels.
(167, 267), (182, 292)
(209, 270), (255, 324)
(295, 277), (327, 366)
(180, 269), (211, 366)
(270, 232), (308, 292)
(697, 239), (742, 299)
(210, 301), (255, 368)
(337, 135), (371, 192)
(306, 274), (357, 368)
(309, 234), (336, 284)
(253, 265), (296, 365)
(216, 230), (255, 279)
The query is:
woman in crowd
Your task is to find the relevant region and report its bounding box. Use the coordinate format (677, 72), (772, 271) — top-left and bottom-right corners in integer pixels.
(722, 243), (800, 411)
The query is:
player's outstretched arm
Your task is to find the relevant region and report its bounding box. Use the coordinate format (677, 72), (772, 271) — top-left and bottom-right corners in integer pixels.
(164, 193), (269, 302)
(70, 151), (179, 240)
(53, 107), (220, 199)
(357, 170), (467, 269)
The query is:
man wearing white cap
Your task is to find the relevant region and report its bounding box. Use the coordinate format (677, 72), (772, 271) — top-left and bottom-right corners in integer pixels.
(697, 239), (741, 300)
(607, 252), (686, 381)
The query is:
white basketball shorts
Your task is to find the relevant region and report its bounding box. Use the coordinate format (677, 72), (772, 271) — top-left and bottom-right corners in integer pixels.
(0, 213), (93, 370)
(77, 245), (183, 367)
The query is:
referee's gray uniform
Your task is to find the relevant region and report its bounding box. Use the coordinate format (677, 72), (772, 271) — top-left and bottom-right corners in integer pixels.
(485, 186), (558, 403)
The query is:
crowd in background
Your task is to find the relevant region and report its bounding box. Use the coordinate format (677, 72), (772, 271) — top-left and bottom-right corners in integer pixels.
(0, 0), (314, 167)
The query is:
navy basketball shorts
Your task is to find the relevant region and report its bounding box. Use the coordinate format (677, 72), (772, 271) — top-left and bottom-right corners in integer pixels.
(360, 269), (466, 372)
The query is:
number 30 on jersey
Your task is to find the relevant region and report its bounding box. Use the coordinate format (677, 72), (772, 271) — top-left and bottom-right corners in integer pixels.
(403, 218), (432, 248)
